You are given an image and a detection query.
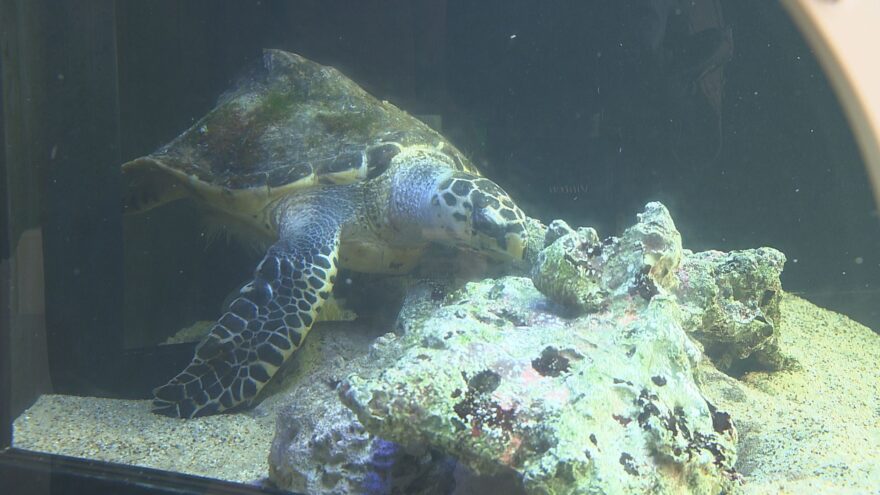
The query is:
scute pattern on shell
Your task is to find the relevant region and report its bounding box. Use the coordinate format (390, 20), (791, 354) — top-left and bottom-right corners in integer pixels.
(146, 49), (476, 193)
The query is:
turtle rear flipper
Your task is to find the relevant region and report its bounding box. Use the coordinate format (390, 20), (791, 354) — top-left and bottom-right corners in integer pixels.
(152, 205), (342, 418)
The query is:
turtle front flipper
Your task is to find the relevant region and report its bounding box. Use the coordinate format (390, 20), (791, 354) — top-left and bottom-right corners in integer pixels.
(152, 209), (342, 418)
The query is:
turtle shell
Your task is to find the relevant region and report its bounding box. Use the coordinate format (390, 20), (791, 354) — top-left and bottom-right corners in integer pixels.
(122, 49), (477, 214)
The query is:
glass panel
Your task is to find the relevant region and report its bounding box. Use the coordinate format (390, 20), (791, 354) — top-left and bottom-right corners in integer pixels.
(4, 1), (878, 493)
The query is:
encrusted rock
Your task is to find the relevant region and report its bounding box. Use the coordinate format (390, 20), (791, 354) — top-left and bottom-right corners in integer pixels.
(530, 225), (605, 312)
(340, 275), (739, 494)
(267, 323), (454, 494)
(544, 219), (576, 247)
(270, 400), (369, 492)
(271, 401), (453, 495)
(531, 202), (682, 313)
(531, 202), (786, 373)
(673, 248), (788, 373)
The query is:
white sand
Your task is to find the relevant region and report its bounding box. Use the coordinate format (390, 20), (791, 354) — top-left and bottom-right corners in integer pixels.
(700, 294), (880, 495)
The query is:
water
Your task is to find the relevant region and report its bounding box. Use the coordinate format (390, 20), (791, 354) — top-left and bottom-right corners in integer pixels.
(4, 1), (879, 493)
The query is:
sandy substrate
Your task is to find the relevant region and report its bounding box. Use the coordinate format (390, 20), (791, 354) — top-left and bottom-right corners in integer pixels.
(12, 294), (880, 493)
(12, 394), (276, 484)
(700, 294), (880, 495)
(12, 320), (371, 486)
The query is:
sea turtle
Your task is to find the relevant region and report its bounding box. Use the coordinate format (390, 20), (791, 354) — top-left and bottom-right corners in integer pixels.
(122, 49), (528, 418)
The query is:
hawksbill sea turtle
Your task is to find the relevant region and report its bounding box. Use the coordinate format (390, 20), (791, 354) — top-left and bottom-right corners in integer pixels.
(122, 49), (529, 418)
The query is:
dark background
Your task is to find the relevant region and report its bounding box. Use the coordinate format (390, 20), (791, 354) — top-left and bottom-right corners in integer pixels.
(4, 0), (879, 398)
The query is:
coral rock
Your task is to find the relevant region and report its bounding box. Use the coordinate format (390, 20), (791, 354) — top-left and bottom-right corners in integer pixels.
(673, 247), (788, 374)
(531, 202), (682, 314)
(341, 274), (738, 494)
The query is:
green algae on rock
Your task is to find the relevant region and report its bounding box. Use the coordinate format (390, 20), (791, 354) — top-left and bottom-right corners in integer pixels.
(531, 202), (682, 314)
(531, 202), (787, 374)
(264, 320), (455, 495)
(673, 248), (789, 374)
(340, 275), (739, 495)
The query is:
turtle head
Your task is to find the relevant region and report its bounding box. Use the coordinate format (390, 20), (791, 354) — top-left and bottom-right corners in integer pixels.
(423, 173), (527, 261)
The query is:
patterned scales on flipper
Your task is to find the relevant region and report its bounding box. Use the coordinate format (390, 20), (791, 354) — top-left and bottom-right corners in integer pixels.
(152, 219), (340, 418)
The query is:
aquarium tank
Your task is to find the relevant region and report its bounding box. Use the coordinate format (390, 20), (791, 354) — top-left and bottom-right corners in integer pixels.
(2, 1), (879, 494)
